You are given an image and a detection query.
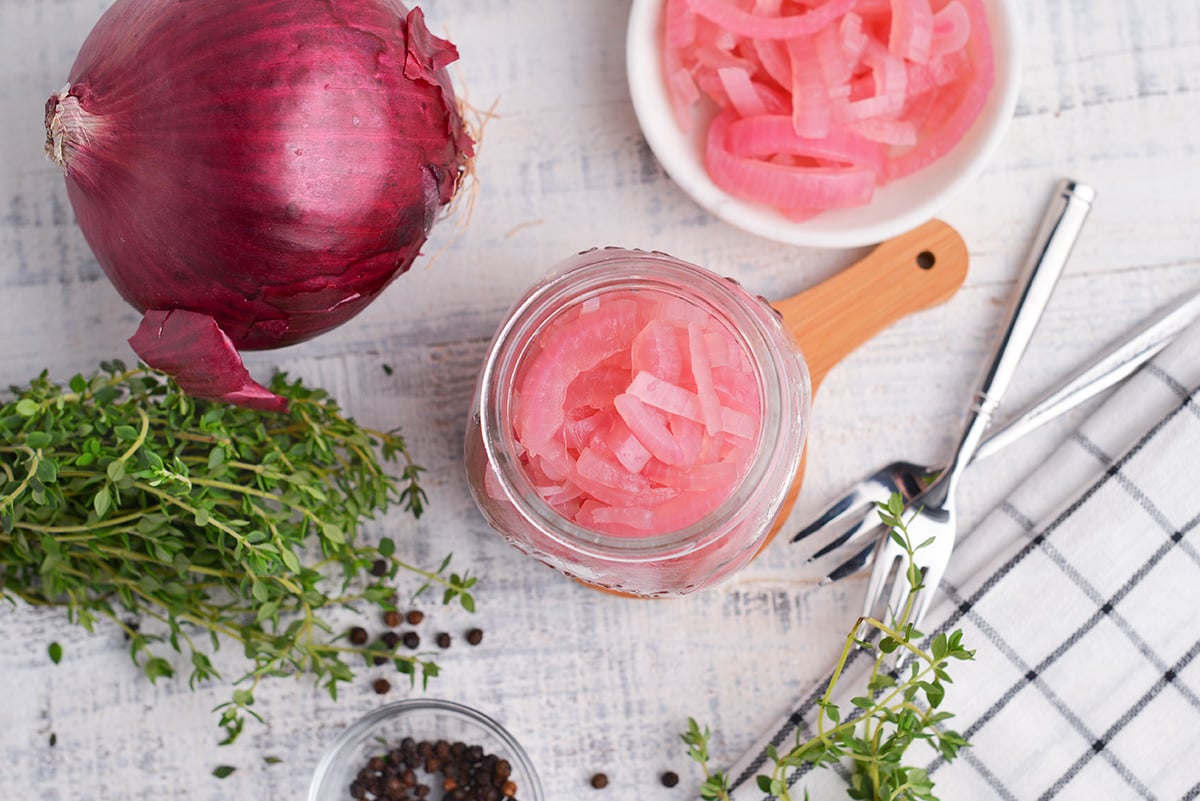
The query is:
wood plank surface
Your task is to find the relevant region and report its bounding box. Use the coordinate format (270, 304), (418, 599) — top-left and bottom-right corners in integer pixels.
(1, 0), (1197, 799)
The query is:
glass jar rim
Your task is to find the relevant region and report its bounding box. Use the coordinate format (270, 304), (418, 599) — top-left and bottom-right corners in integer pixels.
(477, 247), (811, 563)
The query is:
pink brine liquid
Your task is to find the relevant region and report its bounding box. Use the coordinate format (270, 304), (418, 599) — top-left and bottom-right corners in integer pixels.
(494, 287), (763, 538)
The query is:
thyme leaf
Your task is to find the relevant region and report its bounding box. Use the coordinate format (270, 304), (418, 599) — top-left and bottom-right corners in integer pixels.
(683, 493), (975, 801)
(0, 362), (474, 743)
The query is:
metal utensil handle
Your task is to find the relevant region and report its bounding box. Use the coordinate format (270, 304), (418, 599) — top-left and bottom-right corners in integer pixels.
(974, 288), (1200, 461)
(938, 179), (1096, 496)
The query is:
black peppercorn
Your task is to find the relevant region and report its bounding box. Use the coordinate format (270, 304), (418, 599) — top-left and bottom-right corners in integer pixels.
(436, 632), (452, 648)
(373, 678), (391, 695)
(466, 628), (484, 646)
(349, 626), (369, 645)
(661, 770), (680, 788)
(351, 737), (518, 801)
(591, 772), (609, 789)
(402, 631), (421, 650)
(371, 558), (388, 577)
(381, 631), (401, 649)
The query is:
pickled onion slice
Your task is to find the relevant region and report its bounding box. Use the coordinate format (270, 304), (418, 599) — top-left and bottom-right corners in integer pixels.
(652, 489), (727, 532)
(717, 67), (769, 117)
(631, 319), (684, 383)
(787, 38), (831, 139)
(686, 0), (855, 40)
(574, 446), (655, 507)
(661, 0), (996, 216)
(606, 417), (654, 474)
(887, 0), (993, 179)
(644, 459), (739, 494)
(514, 298), (637, 456)
(509, 288), (764, 537)
(589, 505), (656, 533)
(669, 414), (705, 467)
(931, 1), (971, 55)
(706, 111), (876, 210)
(888, 0), (933, 64)
(688, 321), (723, 435)
(725, 115), (887, 175)
(614, 393), (689, 466)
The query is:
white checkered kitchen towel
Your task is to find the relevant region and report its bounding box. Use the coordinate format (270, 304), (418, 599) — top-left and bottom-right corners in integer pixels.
(727, 317), (1200, 801)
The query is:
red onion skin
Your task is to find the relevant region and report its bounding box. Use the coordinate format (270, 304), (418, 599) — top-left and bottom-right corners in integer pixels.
(47, 0), (472, 406)
(129, 310), (291, 413)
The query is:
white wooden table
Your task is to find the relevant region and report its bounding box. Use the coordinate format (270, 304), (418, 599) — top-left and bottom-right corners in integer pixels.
(2, 1), (1197, 799)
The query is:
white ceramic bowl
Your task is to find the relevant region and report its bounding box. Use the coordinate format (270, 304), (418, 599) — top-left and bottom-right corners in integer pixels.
(626, 0), (1022, 249)
(308, 699), (544, 801)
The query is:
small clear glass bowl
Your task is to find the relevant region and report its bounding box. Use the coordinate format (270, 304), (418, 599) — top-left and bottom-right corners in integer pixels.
(308, 699), (544, 801)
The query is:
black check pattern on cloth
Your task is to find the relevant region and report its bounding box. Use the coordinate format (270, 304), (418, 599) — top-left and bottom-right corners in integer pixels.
(726, 319), (1200, 801)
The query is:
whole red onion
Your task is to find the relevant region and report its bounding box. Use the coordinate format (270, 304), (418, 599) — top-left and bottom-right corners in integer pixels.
(45, 0), (474, 411)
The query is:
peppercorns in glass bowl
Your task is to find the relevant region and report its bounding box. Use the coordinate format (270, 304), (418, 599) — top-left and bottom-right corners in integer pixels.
(308, 699), (544, 801)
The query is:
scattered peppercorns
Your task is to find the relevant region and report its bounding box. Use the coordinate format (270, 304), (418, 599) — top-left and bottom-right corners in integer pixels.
(436, 632), (452, 649)
(348, 626), (369, 646)
(466, 628), (484, 646)
(348, 737), (520, 801)
(661, 770), (679, 788)
(406, 609), (425, 625)
(384, 609), (404, 628)
(590, 772), (609, 789)
(373, 678), (391, 695)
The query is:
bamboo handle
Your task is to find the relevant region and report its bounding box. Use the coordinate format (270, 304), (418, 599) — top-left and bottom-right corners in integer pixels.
(771, 218), (970, 390)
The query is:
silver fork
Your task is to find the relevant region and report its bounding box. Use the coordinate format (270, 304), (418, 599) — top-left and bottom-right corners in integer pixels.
(794, 283), (1200, 578)
(855, 179), (1097, 627)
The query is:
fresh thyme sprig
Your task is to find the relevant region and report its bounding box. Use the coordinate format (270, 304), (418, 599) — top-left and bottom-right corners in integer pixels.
(682, 493), (974, 801)
(0, 362), (475, 743)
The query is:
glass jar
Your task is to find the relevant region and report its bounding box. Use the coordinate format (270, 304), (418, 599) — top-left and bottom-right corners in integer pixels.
(465, 247), (811, 597)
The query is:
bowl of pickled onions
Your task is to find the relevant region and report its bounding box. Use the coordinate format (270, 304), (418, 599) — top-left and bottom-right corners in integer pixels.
(626, 0), (1021, 248)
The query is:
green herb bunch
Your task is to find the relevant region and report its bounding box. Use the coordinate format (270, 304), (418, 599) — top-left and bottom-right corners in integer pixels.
(683, 493), (974, 801)
(0, 362), (476, 743)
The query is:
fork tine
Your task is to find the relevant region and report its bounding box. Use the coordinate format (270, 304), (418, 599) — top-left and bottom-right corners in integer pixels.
(790, 492), (869, 543)
(822, 537), (882, 585)
(885, 566), (913, 627)
(860, 542), (902, 620)
(805, 509), (876, 563)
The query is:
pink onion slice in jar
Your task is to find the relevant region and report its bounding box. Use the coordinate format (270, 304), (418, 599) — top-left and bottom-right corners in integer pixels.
(510, 289), (763, 538)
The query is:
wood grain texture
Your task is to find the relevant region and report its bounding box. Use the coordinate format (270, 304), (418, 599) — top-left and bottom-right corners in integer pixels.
(1, 0), (1198, 799)
(775, 218), (970, 387)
